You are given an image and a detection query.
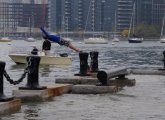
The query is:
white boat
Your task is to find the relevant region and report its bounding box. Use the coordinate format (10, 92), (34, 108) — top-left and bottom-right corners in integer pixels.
(128, 2), (143, 43)
(112, 37), (120, 42)
(61, 17), (74, 42)
(0, 37), (13, 42)
(84, 37), (108, 44)
(25, 16), (36, 42)
(83, 0), (108, 44)
(111, 12), (120, 42)
(9, 52), (72, 65)
(160, 37), (165, 43)
(160, 12), (165, 43)
(25, 37), (36, 42)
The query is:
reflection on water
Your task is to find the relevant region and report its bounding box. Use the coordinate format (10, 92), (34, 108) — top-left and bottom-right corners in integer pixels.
(40, 66), (51, 77)
(1, 40), (165, 120)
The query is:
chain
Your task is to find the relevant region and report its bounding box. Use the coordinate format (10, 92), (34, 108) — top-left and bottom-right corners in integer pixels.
(3, 67), (28, 85)
(90, 52), (94, 58)
(3, 56), (32, 85)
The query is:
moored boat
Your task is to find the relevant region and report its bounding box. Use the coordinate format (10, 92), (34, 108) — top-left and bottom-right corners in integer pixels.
(25, 37), (36, 42)
(128, 37), (143, 43)
(9, 52), (72, 65)
(0, 37), (13, 42)
(128, 2), (143, 43)
(112, 37), (120, 42)
(160, 11), (165, 43)
(160, 37), (165, 43)
(84, 37), (108, 44)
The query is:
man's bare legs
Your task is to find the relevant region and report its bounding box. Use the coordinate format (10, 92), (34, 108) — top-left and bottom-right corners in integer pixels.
(68, 43), (81, 52)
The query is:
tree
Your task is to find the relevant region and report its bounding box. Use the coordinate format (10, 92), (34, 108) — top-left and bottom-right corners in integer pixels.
(121, 29), (129, 37)
(134, 23), (160, 38)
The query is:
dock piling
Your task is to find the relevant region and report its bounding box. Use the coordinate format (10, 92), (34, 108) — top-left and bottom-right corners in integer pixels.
(0, 61), (14, 102)
(19, 56), (47, 90)
(75, 52), (90, 76)
(90, 51), (99, 72)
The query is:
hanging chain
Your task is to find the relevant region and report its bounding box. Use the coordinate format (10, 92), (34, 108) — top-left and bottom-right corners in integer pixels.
(3, 56), (32, 85)
(90, 52), (94, 58)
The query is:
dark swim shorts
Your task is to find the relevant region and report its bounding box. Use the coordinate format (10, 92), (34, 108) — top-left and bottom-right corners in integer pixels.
(59, 38), (70, 47)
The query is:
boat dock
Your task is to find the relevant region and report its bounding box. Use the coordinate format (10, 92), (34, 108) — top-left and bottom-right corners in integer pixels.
(1, 51), (165, 116)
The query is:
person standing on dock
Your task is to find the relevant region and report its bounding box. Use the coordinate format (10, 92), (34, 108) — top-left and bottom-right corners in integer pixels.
(42, 36), (51, 56)
(31, 46), (39, 55)
(40, 27), (81, 52)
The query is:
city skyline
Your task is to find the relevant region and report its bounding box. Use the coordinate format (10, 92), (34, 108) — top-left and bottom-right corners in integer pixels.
(0, 0), (164, 37)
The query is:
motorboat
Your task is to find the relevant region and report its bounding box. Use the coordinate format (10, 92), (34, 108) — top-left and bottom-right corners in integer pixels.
(84, 37), (108, 44)
(0, 37), (13, 42)
(9, 52), (72, 65)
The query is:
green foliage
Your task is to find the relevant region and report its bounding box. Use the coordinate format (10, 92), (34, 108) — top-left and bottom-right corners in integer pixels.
(134, 23), (160, 38)
(121, 29), (129, 37)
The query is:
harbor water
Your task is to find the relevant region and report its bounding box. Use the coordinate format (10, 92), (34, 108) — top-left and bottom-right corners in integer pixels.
(1, 40), (165, 120)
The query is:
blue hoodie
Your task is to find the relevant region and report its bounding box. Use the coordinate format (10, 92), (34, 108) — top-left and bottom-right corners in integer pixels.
(40, 27), (61, 44)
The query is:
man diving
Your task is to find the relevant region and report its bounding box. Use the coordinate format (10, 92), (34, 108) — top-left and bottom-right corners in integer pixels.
(40, 27), (81, 52)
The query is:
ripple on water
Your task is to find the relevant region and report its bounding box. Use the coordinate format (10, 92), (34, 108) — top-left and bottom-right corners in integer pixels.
(1, 40), (165, 120)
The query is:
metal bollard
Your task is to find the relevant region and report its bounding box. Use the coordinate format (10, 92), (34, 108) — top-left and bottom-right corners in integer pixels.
(163, 51), (165, 69)
(0, 61), (14, 102)
(19, 56), (47, 90)
(90, 51), (99, 72)
(97, 67), (129, 86)
(159, 51), (165, 70)
(75, 52), (90, 76)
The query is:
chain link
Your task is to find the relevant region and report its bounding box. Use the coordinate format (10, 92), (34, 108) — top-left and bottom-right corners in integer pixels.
(3, 67), (28, 85)
(90, 52), (94, 58)
(3, 56), (32, 85)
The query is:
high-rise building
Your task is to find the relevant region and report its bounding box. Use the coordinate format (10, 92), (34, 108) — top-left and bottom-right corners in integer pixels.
(151, 0), (164, 25)
(50, 0), (116, 32)
(116, 0), (134, 32)
(0, 0), (49, 36)
(135, 0), (163, 26)
(116, 0), (164, 32)
(0, 0), (164, 36)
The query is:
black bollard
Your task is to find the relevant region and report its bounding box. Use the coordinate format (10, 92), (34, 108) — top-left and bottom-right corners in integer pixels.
(96, 71), (108, 86)
(0, 61), (14, 102)
(159, 51), (165, 70)
(97, 67), (129, 86)
(163, 51), (165, 69)
(90, 51), (99, 72)
(75, 52), (90, 76)
(19, 56), (47, 90)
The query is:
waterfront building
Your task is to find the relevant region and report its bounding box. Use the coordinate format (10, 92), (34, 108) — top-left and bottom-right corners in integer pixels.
(151, 0), (164, 26)
(116, 0), (164, 32)
(50, 0), (116, 33)
(0, 0), (164, 37)
(0, 0), (49, 37)
(116, 0), (134, 32)
(136, 0), (163, 26)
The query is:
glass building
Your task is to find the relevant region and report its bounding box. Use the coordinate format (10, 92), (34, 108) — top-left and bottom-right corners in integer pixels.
(50, 0), (116, 32)
(0, 0), (48, 37)
(0, 0), (164, 36)
(116, 0), (134, 31)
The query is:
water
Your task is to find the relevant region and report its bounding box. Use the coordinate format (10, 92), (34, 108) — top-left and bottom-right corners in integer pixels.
(1, 40), (165, 120)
